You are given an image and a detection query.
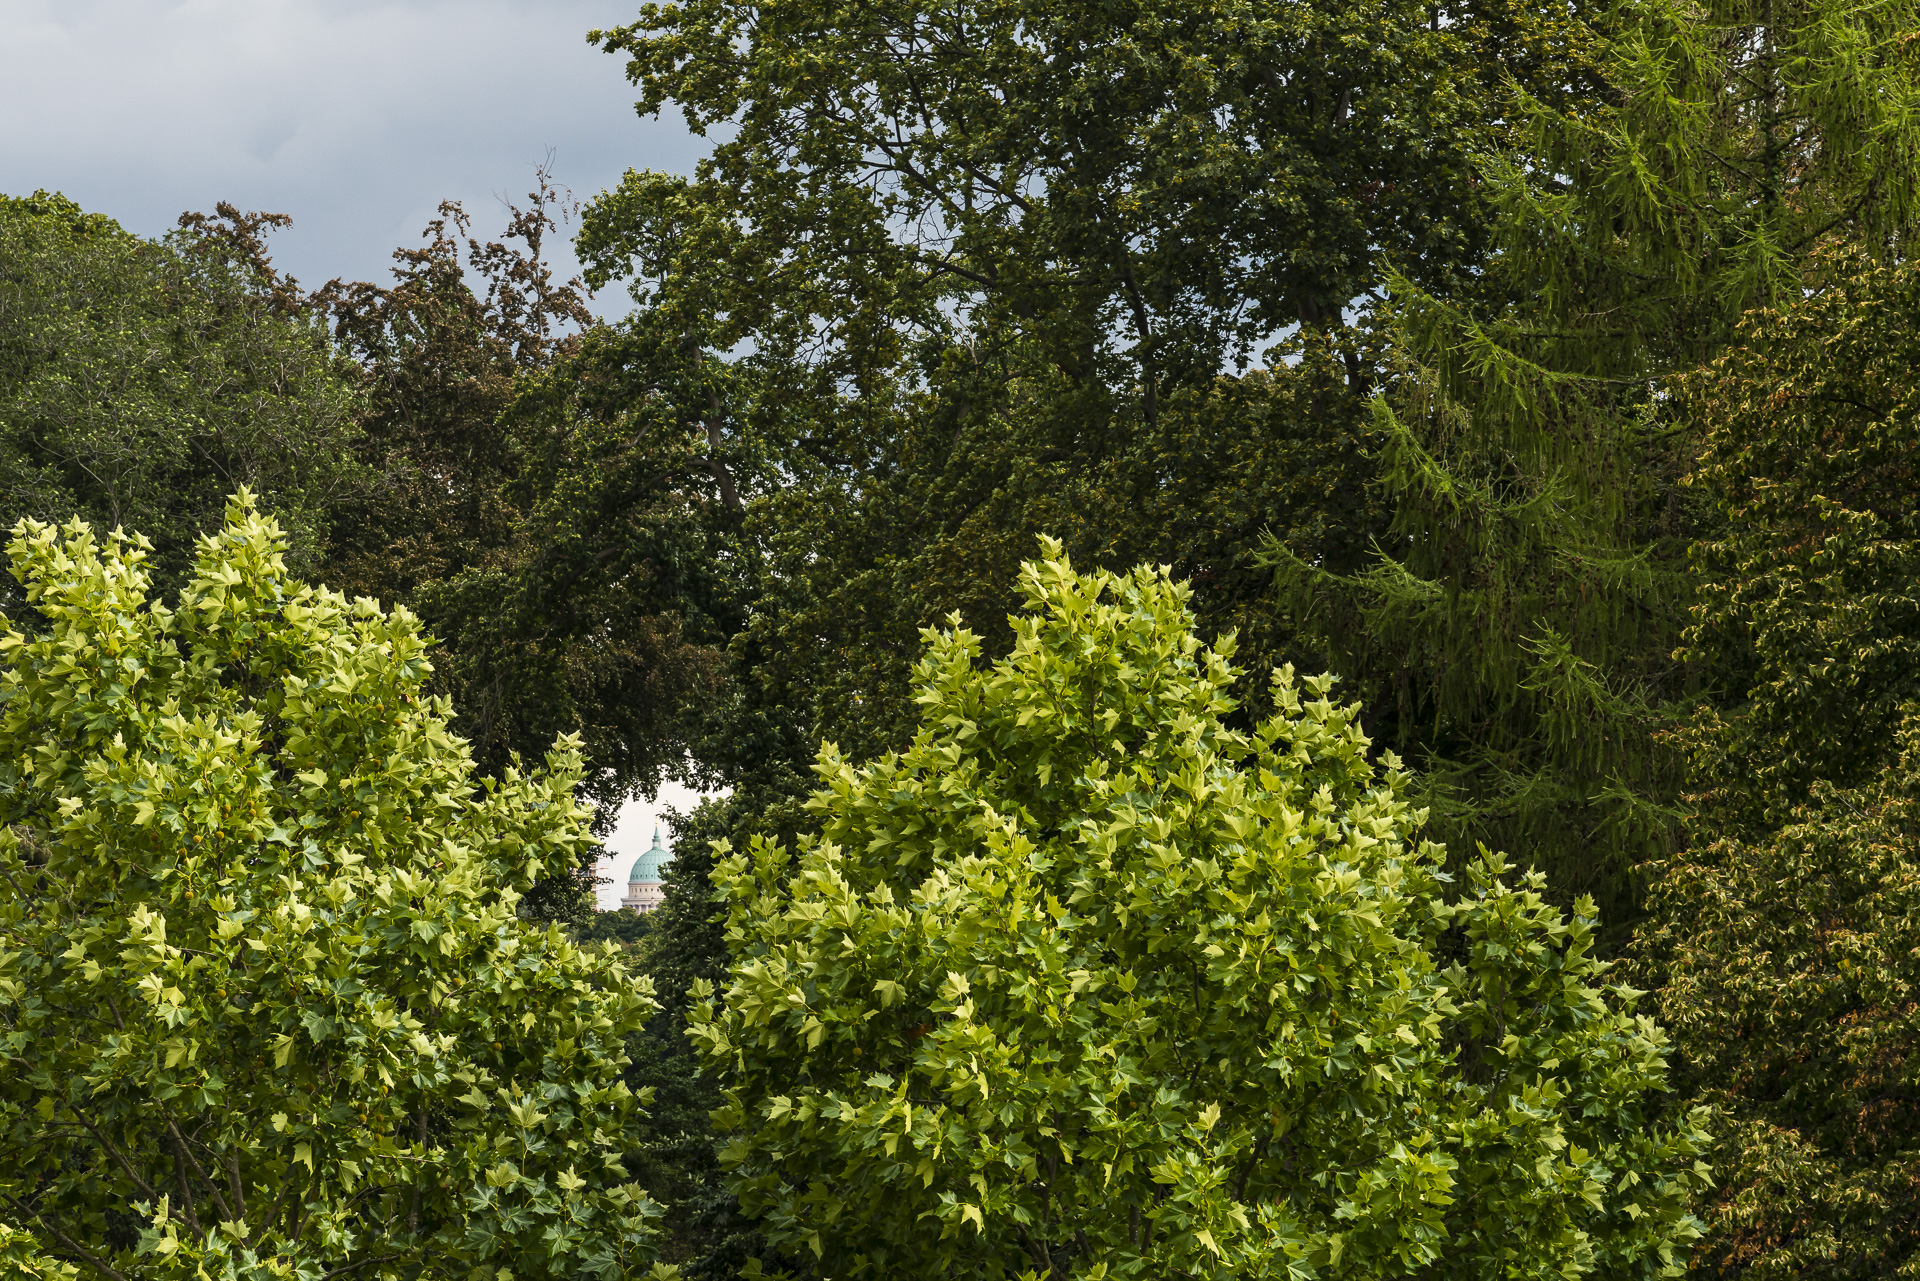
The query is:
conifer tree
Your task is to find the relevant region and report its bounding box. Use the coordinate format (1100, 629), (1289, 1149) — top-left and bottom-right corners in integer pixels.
(1272, 0), (1920, 923)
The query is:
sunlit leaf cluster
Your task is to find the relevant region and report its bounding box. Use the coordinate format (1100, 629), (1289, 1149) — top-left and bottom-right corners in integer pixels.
(693, 545), (1707, 1279)
(0, 496), (671, 1279)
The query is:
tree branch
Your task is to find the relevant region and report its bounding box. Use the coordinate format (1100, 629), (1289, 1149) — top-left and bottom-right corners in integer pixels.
(69, 1106), (161, 1202)
(0, 1191), (131, 1281)
(1015, 1224), (1054, 1276)
(700, 386), (742, 514)
(167, 1119), (236, 1224)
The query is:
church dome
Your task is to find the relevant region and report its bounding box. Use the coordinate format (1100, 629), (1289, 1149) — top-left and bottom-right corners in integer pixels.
(628, 825), (671, 885)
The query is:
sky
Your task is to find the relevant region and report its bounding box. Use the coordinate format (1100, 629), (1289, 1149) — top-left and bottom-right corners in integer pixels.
(595, 781), (720, 911)
(0, 0), (708, 308)
(1, 0), (723, 902)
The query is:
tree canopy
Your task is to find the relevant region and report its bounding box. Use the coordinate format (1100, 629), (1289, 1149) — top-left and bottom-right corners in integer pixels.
(0, 495), (671, 1279)
(692, 545), (1708, 1280)
(0, 192), (363, 615)
(585, 0), (1601, 402)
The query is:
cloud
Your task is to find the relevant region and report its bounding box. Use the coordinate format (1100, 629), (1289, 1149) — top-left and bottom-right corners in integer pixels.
(0, 0), (702, 303)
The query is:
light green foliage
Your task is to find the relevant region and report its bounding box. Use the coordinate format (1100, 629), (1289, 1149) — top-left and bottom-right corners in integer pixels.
(0, 494), (670, 1278)
(0, 1221), (83, 1280)
(691, 545), (1707, 1279)
(1476, 0), (1920, 373)
(0, 192), (363, 611)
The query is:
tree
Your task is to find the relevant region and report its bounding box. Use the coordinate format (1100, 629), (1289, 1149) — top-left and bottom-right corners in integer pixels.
(314, 175), (590, 612)
(691, 545), (1708, 1279)
(1633, 253), (1920, 1277)
(584, 0), (1600, 406)
(1640, 732), (1920, 1278)
(604, 347), (1390, 1278)
(1272, 0), (1920, 922)
(1670, 249), (1920, 823)
(575, 0), (1606, 759)
(413, 315), (753, 826)
(312, 179), (749, 879)
(0, 494), (672, 1279)
(598, 793), (815, 1281)
(0, 191), (364, 617)
(572, 0), (1658, 944)
(572, 0), (1619, 769)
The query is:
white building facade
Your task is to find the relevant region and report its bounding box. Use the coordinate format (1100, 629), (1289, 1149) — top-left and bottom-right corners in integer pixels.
(621, 825), (672, 913)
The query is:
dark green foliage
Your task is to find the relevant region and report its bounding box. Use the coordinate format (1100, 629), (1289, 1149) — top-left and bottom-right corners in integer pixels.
(574, 0), (1611, 812)
(311, 181), (748, 880)
(415, 316), (756, 823)
(1635, 254), (1920, 1277)
(576, 800), (805, 1281)
(576, 0), (1604, 788)
(585, 0), (1599, 404)
(312, 199), (540, 610)
(0, 191), (363, 616)
(1676, 251), (1920, 822)
(734, 351), (1385, 778)
(578, 907), (659, 953)
(1640, 729), (1920, 1278)
(1270, 365), (1695, 926)
(1274, 0), (1920, 924)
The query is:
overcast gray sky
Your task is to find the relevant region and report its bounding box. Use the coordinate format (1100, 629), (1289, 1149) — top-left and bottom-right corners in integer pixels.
(1, 0), (703, 303)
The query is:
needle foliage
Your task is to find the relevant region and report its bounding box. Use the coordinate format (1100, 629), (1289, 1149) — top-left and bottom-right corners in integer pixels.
(1273, 0), (1920, 922)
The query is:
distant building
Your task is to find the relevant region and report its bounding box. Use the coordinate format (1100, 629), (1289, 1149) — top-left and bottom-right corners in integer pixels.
(621, 825), (672, 913)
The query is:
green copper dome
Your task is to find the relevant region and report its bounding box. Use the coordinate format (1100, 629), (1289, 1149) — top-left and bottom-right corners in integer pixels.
(628, 825), (671, 884)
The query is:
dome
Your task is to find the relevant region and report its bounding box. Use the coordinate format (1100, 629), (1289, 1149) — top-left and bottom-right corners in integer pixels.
(628, 824), (671, 885)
